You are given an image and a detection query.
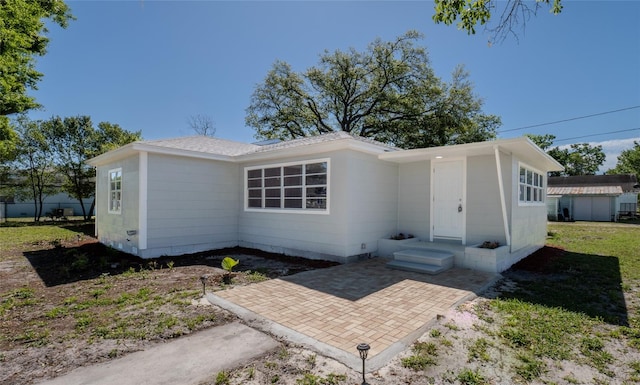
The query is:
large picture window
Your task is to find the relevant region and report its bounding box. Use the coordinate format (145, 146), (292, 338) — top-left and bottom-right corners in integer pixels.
(108, 168), (122, 214)
(246, 160), (328, 212)
(518, 164), (544, 204)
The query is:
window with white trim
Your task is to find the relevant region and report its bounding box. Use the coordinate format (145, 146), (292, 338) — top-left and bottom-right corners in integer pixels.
(108, 168), (122, 214)
(246, 160), (328, 212)
(519, 164), (544, 204)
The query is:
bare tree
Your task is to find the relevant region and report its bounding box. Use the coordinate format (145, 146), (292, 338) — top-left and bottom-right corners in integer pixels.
(187, 114), (216, 137)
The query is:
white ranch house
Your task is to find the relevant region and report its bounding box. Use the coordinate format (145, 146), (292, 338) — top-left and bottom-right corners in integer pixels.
(87, 132), (562, 273)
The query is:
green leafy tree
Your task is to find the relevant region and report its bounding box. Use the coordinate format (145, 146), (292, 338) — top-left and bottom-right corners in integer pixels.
(548, 143), (605, 176)
(0, 0), (73, 116)
(43, 116), (142, 220)
(0, 117), (19, 192)
(607, 141), (640, 178)
(11, 117), (57, 221)
(246, 31), (499, 149)
(432, 0), (563, 43)
(525, 133), (556, 151)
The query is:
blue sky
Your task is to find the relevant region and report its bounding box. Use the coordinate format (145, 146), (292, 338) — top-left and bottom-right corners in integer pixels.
(28, 1), (640, 171)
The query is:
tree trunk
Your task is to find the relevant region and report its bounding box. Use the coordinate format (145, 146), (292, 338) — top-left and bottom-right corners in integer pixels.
(88, 198), (95, 220)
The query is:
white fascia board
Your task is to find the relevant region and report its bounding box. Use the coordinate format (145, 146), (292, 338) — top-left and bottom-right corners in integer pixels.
(379, 137), (564, 172)
(86, 142), (235, 167)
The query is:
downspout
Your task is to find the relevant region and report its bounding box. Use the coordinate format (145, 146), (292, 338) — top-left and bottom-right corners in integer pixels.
(494, 146), (511, 246)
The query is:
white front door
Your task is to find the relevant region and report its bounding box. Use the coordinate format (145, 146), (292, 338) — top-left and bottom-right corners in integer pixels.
(432, 159), (465, 241)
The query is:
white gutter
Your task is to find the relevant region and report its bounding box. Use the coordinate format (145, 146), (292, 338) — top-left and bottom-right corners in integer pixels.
(494, 146), (511, 246)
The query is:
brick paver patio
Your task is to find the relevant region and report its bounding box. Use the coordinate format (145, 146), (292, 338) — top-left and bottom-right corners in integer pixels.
(210, 258), (497, 362)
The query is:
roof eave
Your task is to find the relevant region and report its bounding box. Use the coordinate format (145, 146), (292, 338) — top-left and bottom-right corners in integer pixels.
(379, 137), (564, 172)
(86, 142), (234, 167)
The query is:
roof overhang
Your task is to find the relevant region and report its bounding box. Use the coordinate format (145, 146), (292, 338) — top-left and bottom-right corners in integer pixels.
(86, 141), (235, 167)
(378, 137), (564, 172)
(87, 136), (396, 167)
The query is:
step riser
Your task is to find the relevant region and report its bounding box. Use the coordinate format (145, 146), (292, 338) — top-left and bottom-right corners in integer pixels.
(386, 261), (448, 275)
(394, 254), (453, 267)
(393, 249), (454, 266)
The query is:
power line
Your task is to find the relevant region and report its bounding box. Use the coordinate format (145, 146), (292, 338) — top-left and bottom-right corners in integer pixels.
(552, 127), (640, 144)
(498, 105), (640, 133)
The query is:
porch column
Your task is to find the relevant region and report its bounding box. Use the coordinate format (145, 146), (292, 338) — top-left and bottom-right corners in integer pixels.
(494, 146), (511, 246)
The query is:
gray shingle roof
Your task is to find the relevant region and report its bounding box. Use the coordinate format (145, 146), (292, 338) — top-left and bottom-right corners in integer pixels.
(246, 131), (396, 154)
(140, 132), (395, 157)
(141, 136), (260, 156)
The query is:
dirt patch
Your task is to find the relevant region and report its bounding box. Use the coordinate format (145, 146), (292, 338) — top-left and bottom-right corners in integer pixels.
(0, 235), (336, 385)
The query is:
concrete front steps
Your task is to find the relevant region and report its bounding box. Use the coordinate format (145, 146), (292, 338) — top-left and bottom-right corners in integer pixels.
(386, 248), (454, 275)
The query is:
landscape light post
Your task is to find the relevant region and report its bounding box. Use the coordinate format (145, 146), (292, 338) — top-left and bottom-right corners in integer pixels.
(357, 342), (370, 385)
(200, 275), (208, 295)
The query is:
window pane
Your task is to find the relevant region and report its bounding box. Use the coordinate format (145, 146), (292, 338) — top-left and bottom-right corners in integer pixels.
(265, 199), (281, 208)
(248, 198), (262, 208)
(264, 167), (281, 177)
(248, 179), (262, 188)
(534, 189), (538, 201)
(306, 174), (327, 185)
(527, 170), (533, 185)
(519, 185), (525, 201)
(247, 169), (262, 178)
(306, 198), (326, 209)
(285, 187), (302, 197)
(264, 177), (281, 187)
(526, 186), (532, 201)
(284, 165), (302, 175)
(284, 199), (303, 208)
(306, 187), (327, 198)
(284, 176), (302, 186)
(265, 188), (281, 198)
(519, 167), (526, 183)
(306, 162), (327, 174)
(248, 189), (262, 198)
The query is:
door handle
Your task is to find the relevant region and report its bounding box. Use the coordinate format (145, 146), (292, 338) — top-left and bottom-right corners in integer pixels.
(458, 204), (463, 213)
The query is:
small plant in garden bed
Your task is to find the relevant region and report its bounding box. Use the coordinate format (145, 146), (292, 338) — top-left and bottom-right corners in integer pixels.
(390, 233), (415, 240)
(479, 241), (500, 249)
(221, 256), (239, 284)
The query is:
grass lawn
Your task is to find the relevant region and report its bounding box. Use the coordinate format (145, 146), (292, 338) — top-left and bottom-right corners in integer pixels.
(380, 222), (640, 385)
(2, 219), (640, 385)
(0, 219), (317, 385)
(482, 222), (640, 383)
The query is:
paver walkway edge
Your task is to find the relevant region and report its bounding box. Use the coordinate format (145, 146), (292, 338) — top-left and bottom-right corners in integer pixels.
(35, 322), (280, 385)
(207, 261), (501, 372)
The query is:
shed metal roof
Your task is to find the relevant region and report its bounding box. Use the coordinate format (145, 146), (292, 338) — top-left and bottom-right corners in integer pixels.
(547, 186), (624, 196)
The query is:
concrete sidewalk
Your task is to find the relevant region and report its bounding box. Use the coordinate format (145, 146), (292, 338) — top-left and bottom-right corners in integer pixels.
(37, 322), (279, 385)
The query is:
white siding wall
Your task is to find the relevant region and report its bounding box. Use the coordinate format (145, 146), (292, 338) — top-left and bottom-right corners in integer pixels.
(95, 155), (140, 255)
(344, 151), (398, 257)
(465, 154), (509, 246)
(397, 161), (431, 240)
(510, 156), (546, 253)
(238, 150), (397, 262)
(143, 154), (240, 257)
